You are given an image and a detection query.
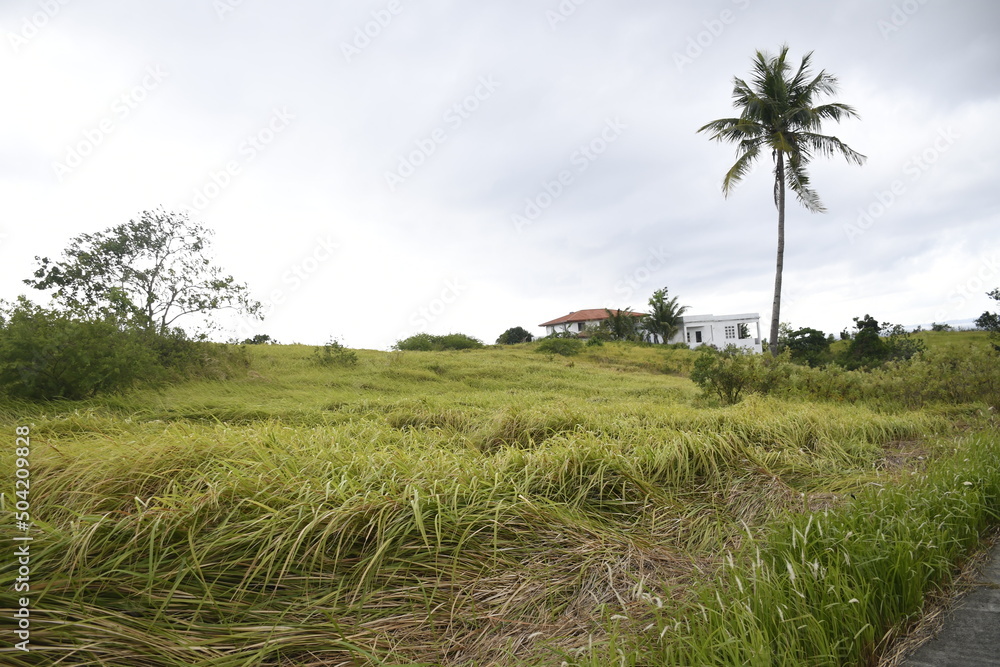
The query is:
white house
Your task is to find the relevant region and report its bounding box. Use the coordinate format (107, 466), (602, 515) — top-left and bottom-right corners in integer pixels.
(670, 313), (761, 351)
(538, 309), (762, 352)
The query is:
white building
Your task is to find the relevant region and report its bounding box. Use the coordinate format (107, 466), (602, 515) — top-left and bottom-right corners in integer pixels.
(671, 313), (761, 351)
(538, 309), (762, 352)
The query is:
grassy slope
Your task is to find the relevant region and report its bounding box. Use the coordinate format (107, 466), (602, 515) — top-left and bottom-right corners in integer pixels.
(0, 338), (995, 666)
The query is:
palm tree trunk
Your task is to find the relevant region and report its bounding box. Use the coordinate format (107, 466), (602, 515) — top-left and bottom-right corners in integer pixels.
(769, 152), (785, 356)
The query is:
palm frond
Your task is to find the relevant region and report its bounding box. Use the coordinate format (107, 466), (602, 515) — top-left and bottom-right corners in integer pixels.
(784, 152), (825, 213)
(799, 132), (867, 165)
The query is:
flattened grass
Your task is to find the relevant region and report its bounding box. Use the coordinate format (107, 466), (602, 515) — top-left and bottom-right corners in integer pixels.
(0, 343), (987, 665)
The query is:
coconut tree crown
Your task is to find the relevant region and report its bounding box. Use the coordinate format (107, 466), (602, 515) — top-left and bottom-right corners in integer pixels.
(698, 44), (866, 213)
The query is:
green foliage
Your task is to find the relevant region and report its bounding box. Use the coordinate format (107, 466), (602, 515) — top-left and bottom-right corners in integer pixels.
(638, 432), (1000, 666)
(644, 287), (688, 343)
(690, 346), (789, 404)
(241, 334), (276, 345)
(536, 336), (583, 356)
(840, 316), (925, 370)
(976, 288), (1000, 350)
(931, 322), (953, 332)
(785, 327), (831, 367)
(311, 338), (358, 367)
(495, 326), (533, 345)
(600, 308), (644, 342)
(0, 297), (227, 400)
(24, 208), (261, 335)
(393, 332), (484, 351)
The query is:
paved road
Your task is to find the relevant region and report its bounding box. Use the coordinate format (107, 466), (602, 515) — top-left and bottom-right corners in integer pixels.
(903, 540), (1000, 666)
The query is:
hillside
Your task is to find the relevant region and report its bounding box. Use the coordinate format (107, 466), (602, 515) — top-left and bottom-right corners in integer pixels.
(0, 338), (998, 666)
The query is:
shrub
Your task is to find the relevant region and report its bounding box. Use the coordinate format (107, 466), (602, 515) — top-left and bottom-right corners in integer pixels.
(242, 334), (276, 345)
(690, 346), (789, 404)
(535, 337), (583, 357)
(393, 333), (484, 351)
(0, 298), (208, 400)
(496, 327), (533, 344)
(785, 327), (831, 367)
(312, 338), (358, 367)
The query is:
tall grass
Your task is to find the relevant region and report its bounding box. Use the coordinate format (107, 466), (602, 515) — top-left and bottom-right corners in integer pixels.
(0, 342), (993, 665)
(577, 430), (1000, 666)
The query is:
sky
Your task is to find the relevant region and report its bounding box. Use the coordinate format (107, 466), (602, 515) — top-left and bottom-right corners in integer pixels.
(1, 0), (998, 349)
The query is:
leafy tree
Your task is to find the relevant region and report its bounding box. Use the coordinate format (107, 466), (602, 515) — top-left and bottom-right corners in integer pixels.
(840, 315), (887, 369)
(496, 326), (534, 344)
(25, 209), (260, 335)
(643, 288), (688, 344)
(975, 288), (1000, 350)
(930, 322), (952, 332)
(699, 44), (865, 356)
(242, 334), (276, 345)
(785, 327), (831, 367)
(838, 315), (924, 369)
(600, 308), (644, 342)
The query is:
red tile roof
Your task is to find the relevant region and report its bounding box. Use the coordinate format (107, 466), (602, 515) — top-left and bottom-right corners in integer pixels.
(539, 308), (644, 327)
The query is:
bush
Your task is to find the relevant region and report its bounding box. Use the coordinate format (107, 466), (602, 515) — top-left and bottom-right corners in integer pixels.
(535, 337), (583, 357)
(241, 334), (276, 345)
(690, 346), (789, 404)
(839, 317), (925, 370)
(785, 327), (831, 367)
(393, 333), (484, 351)
(496, 327), (533, 345)
(0, 298), (211, 400)
(312, 338), (358, 367)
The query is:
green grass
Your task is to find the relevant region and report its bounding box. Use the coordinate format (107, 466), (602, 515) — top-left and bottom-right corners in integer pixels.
(0, 340), (996, 665)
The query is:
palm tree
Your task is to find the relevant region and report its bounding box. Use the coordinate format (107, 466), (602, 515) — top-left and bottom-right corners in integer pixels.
(602, 308), (643, 342)
(644, 287), (688, 343)
(698, 44), (865, 355)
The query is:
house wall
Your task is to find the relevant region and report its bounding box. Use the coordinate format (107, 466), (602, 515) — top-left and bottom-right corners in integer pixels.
(671, 314), (761, 352)
(543, 313), (761, 352)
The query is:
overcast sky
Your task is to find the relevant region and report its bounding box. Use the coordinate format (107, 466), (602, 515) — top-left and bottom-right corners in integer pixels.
(2, 0), (998, 349)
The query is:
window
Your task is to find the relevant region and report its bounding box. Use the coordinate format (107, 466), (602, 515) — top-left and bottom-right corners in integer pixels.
(686, 331), (691, 343)
(695, 331), (702, 343)
(738, 323), (751, 339)
(725, 325), (736, 339)
(578, 322), (585, 332)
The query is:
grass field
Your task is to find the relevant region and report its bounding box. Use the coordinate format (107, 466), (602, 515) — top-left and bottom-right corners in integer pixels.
(0, 336), (998, 665)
